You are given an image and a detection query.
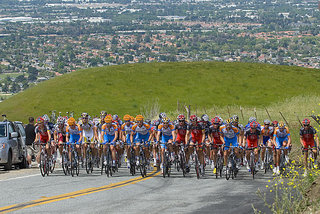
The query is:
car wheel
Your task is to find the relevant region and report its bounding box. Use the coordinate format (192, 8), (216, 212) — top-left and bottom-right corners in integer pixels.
(4, 150), (12, 170)
(18, 154), (27, 169)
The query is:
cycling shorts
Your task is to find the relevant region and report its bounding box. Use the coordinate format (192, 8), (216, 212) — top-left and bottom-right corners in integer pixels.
(176, 136), (186, 145)
(262, 136), (271, 145)
(161, 135), (173, 149)
(103, 134), (116, 145)
(191, 137), (202, 145)
(134, 133), (149, 144)
(224, 137), (238, 150)
(275, 137), (288, 149)
(68, 135), (80, 145)
(303, 140), (316, 150)
(247, 140), (258, 149)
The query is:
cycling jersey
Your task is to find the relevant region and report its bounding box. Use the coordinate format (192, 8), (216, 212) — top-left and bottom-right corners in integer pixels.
(245, 129), (260, 148)
(66, 124), (82, 145)
(209, 125), (223, 146)
(79, 120), (95, 142)
(200, 121), (211, 138)
(158, 124), (174, 136)
(261, 125), (274, 145)
(35, 125), (50, 143)
(54, 124), (66, 142)
(101, 123), (118, 145)
(274, 127), (290, 149)
(187, 123), (203, 144)
(300, 126), (317, 149)
(221, 126), (239, 150)
(121, 123), (134, 145)
(132, 123), (150, 144)
(174, 122), (188, 144)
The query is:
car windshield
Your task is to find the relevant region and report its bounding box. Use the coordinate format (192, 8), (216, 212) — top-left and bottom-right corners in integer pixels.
(0, 124), (7, 137)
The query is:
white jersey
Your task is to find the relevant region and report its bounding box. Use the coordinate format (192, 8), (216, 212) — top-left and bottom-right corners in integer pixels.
(79, 120), (95, 142)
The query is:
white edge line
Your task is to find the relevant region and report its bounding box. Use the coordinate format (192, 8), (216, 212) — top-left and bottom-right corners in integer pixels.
(0, 173), (40, 182)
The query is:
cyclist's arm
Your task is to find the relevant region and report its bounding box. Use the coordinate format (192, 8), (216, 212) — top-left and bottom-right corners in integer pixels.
(220, 135), (225, 145)
(287, 135), (292, 147)
(114, 131), (118, 142)
(185, 130), (190, 143)
(34, 132), (39, 143)
(53, 130), (57, 142)
(201, 130), (205, 143)
(172, 130), (177, 142)
(93, 126), (98, 141)
(47, 130), (51, 142)
(101, 131), (104, 143)
(66, 133), (69, 143)
(78, 132), (83, 143)
(315, 134), (319, 148)
(299, 136), (304, 147)
(147, 130), (152, 142)
(156, 130), (160, 142)
(243, 136), (247, 147)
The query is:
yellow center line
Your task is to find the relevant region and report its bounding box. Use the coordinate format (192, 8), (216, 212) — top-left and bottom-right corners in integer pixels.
(0, 168), (161, 213)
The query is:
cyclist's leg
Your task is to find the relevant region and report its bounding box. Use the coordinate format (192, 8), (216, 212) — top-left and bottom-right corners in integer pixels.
(275, 138), (283, 168)
(254, 147), (259, 162)
(223, 138), (231, 166)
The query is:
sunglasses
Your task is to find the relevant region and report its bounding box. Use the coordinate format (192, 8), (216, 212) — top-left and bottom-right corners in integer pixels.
(214, 123), (219, 125)
(163, 122), (169, 125)
(179, 120), (184, 122)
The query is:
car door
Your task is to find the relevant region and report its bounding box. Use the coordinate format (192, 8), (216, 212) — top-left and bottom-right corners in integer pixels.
(8, 123), (18, 163)
(15, 122), (26, 159)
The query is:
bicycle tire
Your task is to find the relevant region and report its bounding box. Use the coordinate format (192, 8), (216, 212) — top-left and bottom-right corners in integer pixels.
(195, 154), (200, 179)
(101, 156), (105, 175)
(75, 153), (80, 176)
(139, 155), (145, 177)
(39, 151), (46, 177)
(85, 148), (91, 174)
(50, 158), (55, 173)
(62, 152), (68, 175)
(250, 155), (255, 180)
(70, 151), (75, 177)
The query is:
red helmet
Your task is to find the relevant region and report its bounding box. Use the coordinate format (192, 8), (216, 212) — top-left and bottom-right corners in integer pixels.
(302, 118), (310, 126)
(190, 115), (197, 122)
(177, 114), (185, 121)
(211, 116), (220, 124)
(272, 120), (278, 127)
(250, 121), (258, 129)
(36, 117), (44, 123)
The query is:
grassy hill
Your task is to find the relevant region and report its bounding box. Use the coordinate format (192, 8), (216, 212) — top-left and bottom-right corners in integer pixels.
(0, 61), (319, 122)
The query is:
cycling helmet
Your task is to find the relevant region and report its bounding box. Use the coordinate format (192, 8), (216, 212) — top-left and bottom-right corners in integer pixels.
(248, 117), (256, 123)
(211, 116), (220, 124)
(100, 111), (107, 116)
(162, 117), (170, 123)
(113, 114), (119, 121)
(218, 116), (223, 125)
(145, 119), (151, 124)
(226, 118), (232, 125)
(177, 114), (185, 121)
(272, 120), (278, 127)
(278, 121), (285, 128)
(130, 116), (135, 122)
(67, 117), (76, 126)
(57, 116), (64, 125)
(43, 114), (50, 122)
(123, 114), (131, 121)
(264, 119), (271, 125)
(136, 115), (144, 122)
(250, 121), (258, 129)
(159, 112), (167, 120)
(36, 117), (44, 123)
(104, 116), (112, 123)
(190, 115), (197, 122)
(232, 115), (239, 123)
(302, 118), (310, 126)
(81, 112), (88, 118)
(201, 114), (209, 122)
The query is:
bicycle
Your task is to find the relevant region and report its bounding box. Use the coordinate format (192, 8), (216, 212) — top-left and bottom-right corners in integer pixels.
(246, 147), (257, 179)
(261, 145), (274, 174)
(177, 142), (187, 177)
(39, 142), (49, 177)
(213, 144), (224, 179)
(129, 143), (136, 176)
(84, 137), (94, 174)
(278, 146), (289, 176)
(101, 143), (113, 177)
(162, 142), (172, 178)
(70, 143), (80, 177)
(226, 146), (238, 180)
(137, 140), (147, 178)
(61, 142), (69, 175)
(301, 147), (318, 170)
(190, 144), (201, 179)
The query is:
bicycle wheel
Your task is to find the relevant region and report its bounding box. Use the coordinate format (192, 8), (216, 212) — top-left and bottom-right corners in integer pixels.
(85, 148), (91, 174)
(50, 156), (55, 173)
(75, 153), (80, 176)
(70, 151), (75, 177)
(39, 151), (47, 177)
(101, 155), (105, 175)
(180, 153), (186, 177)
(225, 158), (231, 180)
(250, 154), (255, 179)
(62, 152), (69, 175)
(162, 153), (167, 178)
(195, 154), (200, 179)
(139, 155), (145, 177)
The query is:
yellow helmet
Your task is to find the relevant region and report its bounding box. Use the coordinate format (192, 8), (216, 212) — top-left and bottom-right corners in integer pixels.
(123, 114), (131, 121)
(67, 117), (76, 126)
(136, 115), (144, 121)
(162, 117), (170, 123)
(104, 116), (112, 123)
(278, 121), (285, 128)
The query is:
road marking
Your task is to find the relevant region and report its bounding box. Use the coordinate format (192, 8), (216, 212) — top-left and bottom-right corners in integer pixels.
(0, 168), (161, 213)
(0, 173), (39, 182)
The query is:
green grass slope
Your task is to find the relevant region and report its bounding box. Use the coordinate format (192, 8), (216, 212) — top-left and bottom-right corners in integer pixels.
(0, 61), (319, 121)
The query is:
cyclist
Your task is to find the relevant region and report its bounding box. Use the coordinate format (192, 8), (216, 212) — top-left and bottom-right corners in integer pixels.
(260, 119), (274, 170)
(185, 115), (205, 174)
(53, 116), (67, 159)
(101, 115), (118, 167)
(121, 114), (134, 168)
(131, 115), (152, 166)
(244, 121), (261, 171)
(96, 111), (107, 159)
(157, 117), (175, 173)
(173, 114), (188, 154)
(66, 117), (83, 163)
(232, 115), (244, 167)
(112, 114), (124, 165)
(34, 117), (52, 166)
(209, 116), (224, 172)
(300, 118), (319, 176)
(150, 120), (159, 166)
(79, 113), (97, 164)
(200, 114), (211, 167)
(220, 119), (240, 171)
(273, 121), (291, 175)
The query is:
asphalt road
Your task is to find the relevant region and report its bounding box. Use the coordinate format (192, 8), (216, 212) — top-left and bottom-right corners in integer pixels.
(0, 163), (273, 214)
